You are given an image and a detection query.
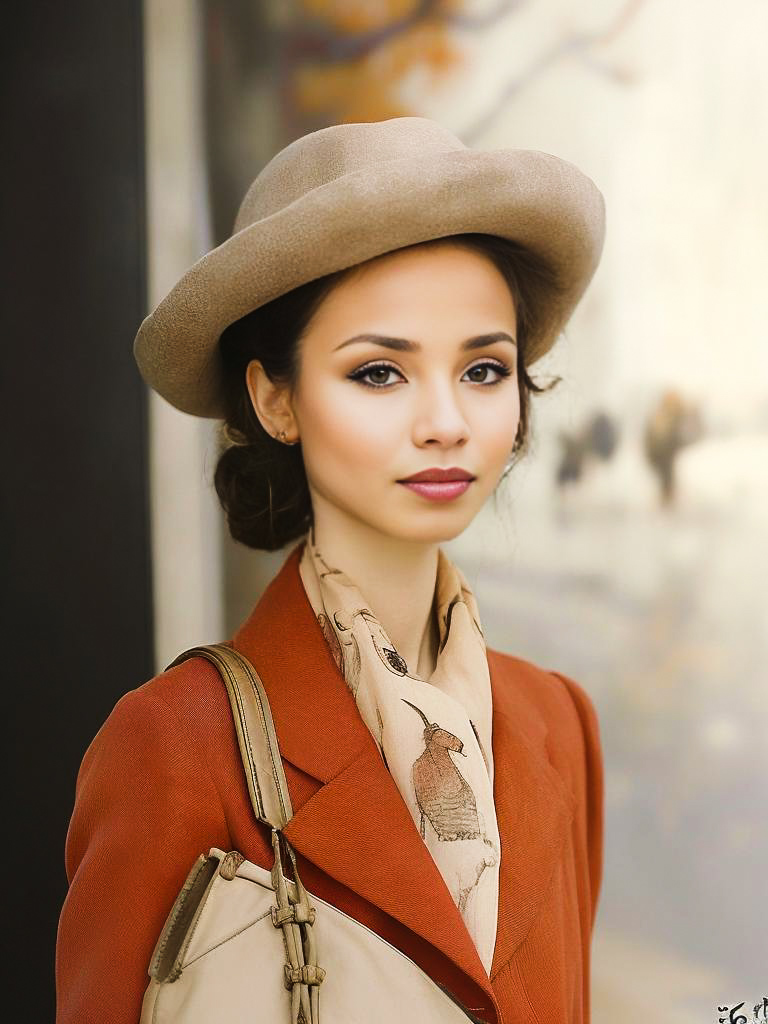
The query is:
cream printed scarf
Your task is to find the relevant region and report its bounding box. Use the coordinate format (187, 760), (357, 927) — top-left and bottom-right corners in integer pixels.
(298, 529), (501, 975)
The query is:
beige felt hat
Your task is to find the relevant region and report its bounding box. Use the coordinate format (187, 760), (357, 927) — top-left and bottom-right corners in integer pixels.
(133, 116), (606, 418)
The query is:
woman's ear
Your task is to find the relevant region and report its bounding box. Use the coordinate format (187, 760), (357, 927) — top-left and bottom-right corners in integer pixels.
(245, 359), (299, 443)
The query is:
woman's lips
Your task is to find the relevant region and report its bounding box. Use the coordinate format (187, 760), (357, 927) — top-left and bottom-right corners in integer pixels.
(397, 479), (473, 502)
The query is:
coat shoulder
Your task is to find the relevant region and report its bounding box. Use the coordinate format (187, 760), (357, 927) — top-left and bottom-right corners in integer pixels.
(132, 652), (232, 716)
(104, 653), (236, 752)
(486, 645), (600, 750)
(72, 654), (242, 824)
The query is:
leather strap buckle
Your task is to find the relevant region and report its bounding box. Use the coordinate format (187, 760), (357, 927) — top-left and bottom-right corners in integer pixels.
(283, 963), (326, 988)
(271, 902), (316, 927)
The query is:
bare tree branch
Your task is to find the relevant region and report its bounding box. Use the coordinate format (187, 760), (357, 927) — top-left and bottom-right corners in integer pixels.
(444, 0), (526, 30)
(461, 0), (648, 143)
(282, 0), (438, 65)
(281, 0), (525, 66)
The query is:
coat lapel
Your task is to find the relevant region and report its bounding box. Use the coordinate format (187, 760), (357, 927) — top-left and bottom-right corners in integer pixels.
(232, 539), (575, 1008)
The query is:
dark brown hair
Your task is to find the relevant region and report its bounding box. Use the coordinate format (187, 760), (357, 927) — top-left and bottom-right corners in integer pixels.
(214, 233), (562, 551)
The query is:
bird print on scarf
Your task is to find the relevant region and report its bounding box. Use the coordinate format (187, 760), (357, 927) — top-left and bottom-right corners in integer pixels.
(402, 699), (498, 913)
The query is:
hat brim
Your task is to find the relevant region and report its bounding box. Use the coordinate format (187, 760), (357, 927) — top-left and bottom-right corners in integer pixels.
(134, 147), (605, 418)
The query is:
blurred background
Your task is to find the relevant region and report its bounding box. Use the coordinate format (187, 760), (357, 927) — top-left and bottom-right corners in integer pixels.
(6, 1), (766, 1020)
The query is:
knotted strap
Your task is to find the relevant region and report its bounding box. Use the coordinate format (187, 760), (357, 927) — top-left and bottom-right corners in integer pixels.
(165, 643), (324, 1024)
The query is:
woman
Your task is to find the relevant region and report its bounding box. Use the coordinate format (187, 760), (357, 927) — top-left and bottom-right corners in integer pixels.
(56, 116), (605, 1024)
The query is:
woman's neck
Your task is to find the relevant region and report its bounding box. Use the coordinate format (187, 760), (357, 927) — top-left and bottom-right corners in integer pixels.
(309, 516), (442, 680)
(415, 589), (441, 680)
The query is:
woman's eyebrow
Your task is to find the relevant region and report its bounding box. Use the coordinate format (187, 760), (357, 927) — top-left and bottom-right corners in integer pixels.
(334, 331), (517, 353)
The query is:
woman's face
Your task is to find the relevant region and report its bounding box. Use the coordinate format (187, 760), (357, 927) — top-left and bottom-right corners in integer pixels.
(251, 241), (520, 546)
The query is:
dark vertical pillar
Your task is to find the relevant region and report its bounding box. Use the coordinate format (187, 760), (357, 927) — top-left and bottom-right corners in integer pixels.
(2, 2), (153, 1018)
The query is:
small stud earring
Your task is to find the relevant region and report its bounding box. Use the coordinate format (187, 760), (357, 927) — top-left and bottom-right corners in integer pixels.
(277, 429), (300, 446)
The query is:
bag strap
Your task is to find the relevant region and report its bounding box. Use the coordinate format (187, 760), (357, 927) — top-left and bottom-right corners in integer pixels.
(164, 642), (325, 1023)
(164, 642), (294, 829)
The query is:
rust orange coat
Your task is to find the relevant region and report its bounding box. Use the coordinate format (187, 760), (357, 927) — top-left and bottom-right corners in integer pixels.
(56, 540), (604, 1024)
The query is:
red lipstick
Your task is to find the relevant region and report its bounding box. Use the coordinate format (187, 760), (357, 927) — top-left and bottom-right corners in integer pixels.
(397, 466), (476, 503)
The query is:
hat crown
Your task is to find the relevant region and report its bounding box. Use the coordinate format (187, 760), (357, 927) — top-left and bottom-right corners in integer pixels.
(233, 117), (466, 233)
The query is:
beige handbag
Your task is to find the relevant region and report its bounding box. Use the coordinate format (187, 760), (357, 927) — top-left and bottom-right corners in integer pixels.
(139, 643), (483, 1024)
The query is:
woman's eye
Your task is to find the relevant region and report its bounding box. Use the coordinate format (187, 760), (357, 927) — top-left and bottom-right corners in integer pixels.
(464, 362), (512, 385)
(348, 360), (512, 390)
(354, 364), (403, 388)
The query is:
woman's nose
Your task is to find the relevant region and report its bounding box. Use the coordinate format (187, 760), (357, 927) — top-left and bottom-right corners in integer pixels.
(411, 382), (470, 448)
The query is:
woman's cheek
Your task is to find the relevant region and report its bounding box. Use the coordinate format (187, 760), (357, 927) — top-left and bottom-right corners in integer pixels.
(302, 412), (386, 496)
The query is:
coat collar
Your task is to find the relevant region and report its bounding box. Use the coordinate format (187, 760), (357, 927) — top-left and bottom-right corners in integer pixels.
(232, 539), (575, 1014)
